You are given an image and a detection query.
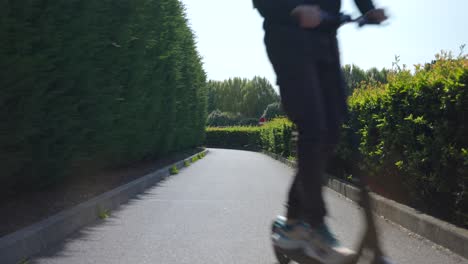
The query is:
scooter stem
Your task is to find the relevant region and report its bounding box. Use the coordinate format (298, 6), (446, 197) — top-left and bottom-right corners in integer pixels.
(351, 174), (386, 264)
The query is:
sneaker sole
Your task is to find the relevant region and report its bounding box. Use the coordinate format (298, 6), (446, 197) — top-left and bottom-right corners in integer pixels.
(272, 235), (339, 264)
(271, 233), (308, 250)
(273, 245), (323, 264)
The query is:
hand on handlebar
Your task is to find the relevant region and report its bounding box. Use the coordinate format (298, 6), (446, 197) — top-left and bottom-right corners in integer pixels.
(291, 6), (388, 29)
(291, 5), (322, 29)
(364, 8), (388, 24)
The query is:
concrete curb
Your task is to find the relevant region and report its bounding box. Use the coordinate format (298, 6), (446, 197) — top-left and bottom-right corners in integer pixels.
(263, 151), (468, 260)
(0, 149), (209, 264)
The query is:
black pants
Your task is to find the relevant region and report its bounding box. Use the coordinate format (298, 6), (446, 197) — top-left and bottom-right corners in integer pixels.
(264, 25), (347, 227)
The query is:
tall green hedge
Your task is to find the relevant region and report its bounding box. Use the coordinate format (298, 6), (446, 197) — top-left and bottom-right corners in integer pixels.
(259, 118), (294, 157)
(0, 0), (207, 191)
(337, 54), (468, 226)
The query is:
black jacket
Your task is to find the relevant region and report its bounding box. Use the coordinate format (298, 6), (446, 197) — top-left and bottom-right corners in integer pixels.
(254, 0), (375, 27)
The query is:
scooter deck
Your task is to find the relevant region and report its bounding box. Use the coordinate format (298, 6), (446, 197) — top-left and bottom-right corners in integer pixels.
(273, 245), (322, 264)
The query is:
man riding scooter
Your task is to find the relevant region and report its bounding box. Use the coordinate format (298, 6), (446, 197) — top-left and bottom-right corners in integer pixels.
(253, 1), (387, 263)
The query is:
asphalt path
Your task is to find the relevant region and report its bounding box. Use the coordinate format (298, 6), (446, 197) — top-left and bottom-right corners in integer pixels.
(31, 149), (468, 264)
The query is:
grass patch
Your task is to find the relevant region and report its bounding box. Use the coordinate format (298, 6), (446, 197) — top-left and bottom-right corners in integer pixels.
(170, 165), (179, 175)
(98, 207), (110, 219)
(17, 258), (29, 264)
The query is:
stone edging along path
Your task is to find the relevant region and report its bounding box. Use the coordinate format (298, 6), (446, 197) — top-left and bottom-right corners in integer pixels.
(263, 151), (468, 260)
(0, 149), (209, 264)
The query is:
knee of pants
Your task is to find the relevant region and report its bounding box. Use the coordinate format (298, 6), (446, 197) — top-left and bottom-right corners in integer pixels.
(298, 127), (340, 147)
(323, 127), (341, 147)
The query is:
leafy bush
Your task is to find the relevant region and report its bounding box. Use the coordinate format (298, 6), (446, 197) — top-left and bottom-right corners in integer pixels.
(342, 64), (389, 95)
(238, 118), (259, 126)
(0, 0), (207, 192)
(337, 52), (468, 226)
(206, 110), (241, 127)
(262, 102), (285, 120)
(259, 118), (294, 157)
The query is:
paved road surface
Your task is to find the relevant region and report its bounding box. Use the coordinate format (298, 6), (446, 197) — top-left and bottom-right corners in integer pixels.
(31, 149), (467, 264)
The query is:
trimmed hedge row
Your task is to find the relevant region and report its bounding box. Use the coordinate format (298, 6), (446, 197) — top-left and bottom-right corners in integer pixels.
(0, 0), (207, 192)
(337, 54), (468, 227)
(205, 126), (261, 150)
(205, 118), (294, 156)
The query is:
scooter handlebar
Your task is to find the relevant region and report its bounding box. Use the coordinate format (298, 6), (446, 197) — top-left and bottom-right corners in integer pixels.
(356, 16), (382, 27)
(320, 11), (382, 28)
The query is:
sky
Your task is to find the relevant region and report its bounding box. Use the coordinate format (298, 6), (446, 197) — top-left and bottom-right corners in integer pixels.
(181, 0), (468, 89)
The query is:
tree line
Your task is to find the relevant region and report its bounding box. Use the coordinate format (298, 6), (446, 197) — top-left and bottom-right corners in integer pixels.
(206, 77), (280, 126)
(206, 65), (389, 127)
(342, 64), (389, 94)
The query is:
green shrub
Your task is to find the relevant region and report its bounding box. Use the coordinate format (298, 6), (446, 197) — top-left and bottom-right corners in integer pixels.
(206, 110), (241, 127)
(337, 53), (468, 226)
(259, 118), (294, 157)
(262, 102), (285, 120)
(238, 118), (259, 126)
(0, 0), (207, 191)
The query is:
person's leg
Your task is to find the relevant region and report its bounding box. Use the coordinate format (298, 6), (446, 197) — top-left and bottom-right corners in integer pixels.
(283, 62), (329, 227)
(266, 29), (355, 262)
(272, 53), (329, 227)
(286, 124), (329, 227)
(298, 35), (348, 226)
(285, 174), (301, 222)
(318, 36), (348, 144)
(263, 27), (328, 226)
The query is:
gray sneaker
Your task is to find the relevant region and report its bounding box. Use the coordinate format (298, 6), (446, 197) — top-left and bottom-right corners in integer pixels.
(272, 216), (356, 264)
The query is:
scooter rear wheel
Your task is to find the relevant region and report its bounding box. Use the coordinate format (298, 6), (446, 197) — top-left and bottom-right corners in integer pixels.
(273, 246), (291, 264)
(271, 221), (291, 264)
